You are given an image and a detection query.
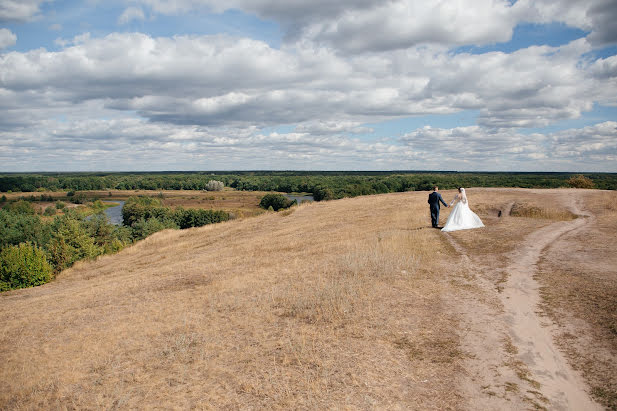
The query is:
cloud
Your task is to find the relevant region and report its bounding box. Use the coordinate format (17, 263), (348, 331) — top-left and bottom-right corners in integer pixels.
(132, 0), (617, 52)
(0, 29), (16, 49)
(550, 121), (617, 159)
(2, 111), (614, 171)
(49, 23), (62, 31)
(0, 32), (613, 135)
(514, 0), (617, 47)
(0, 115), (414, 171)
(0, 0), (50, 22)
(400, 122), (617, 170)
(118, 6), (146, 25)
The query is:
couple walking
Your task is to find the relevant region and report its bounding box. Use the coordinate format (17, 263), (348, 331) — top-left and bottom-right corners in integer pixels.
(428, 186), (484, 232)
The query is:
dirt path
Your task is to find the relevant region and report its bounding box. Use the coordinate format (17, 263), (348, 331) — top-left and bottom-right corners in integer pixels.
(449, 191), (602, 410)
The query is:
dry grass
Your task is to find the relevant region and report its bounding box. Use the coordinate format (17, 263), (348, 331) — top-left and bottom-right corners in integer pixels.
(2, 188), (613, 409)
(510, 202), (577, 221)
(0, 192), (464, 409)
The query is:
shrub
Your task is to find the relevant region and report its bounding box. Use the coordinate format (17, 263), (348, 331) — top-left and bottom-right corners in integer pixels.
(206, 180), (224, 191)
(0, 209), (52, 249)
(43, 207), (56, 216)
(3, 200), (36, 215)
(121, 196), (170, 226)
(131, 217), (178, 240)
(567, 175), (594, 189)
(173, 208), (230, 229)
(259, 193), (295, 211)
(47, 217), (103, 271)
(0, 243), (53, 291)
(55, 201), (66, 209)
(70, 193), (87, 204)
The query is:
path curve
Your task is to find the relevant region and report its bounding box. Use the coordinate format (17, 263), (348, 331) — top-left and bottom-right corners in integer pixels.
(449, 192), (601, 410)
(499, 196), (599, 410)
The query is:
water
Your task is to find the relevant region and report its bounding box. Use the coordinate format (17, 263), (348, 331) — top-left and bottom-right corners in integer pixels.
(103, 201), (125, 225)
(284, 194), (314, 204)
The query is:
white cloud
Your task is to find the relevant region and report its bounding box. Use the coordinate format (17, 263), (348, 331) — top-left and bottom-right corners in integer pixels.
(550, 121), (617, 159)
(0, 33), (612, 131)
(0, 0), (50, 22)
(0, 28), (16, 49)
(514, 0), (617, 47)
(131, 0), (617, 51)
(400, 122), (617, 170)
(118, 6), (146, 25)
(49, 23), (62, 31)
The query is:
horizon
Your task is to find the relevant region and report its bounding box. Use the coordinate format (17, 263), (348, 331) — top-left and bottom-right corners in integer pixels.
(1, 170), (615, 175)
(1, 1), (616, 172)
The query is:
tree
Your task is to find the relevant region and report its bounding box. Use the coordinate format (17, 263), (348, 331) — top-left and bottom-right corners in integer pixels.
(259, 193), (295, 211)
(206, 180), (225, 191)
(0, 243), (53, 291)
(566, 175), (594, 189)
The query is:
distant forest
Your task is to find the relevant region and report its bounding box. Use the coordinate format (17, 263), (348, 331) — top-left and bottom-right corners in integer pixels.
(1, 171), (615, 200)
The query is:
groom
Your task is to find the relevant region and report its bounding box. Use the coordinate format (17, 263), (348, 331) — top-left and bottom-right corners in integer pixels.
(428, 186), (449, 228)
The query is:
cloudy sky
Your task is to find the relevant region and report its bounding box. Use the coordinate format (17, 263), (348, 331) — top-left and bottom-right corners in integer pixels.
(1, 0), (616, 171)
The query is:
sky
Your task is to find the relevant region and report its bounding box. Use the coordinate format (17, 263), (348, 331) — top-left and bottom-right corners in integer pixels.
(0, 0), (616, 172)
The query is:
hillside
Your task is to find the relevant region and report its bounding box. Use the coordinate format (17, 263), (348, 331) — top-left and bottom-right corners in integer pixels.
(1, 189), (616, 409)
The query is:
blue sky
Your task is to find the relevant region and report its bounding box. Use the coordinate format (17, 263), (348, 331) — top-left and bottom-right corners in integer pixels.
(0, 0), (616, 171)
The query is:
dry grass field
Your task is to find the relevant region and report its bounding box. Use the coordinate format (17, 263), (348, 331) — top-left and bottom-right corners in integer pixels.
(1, 188), (615, 409)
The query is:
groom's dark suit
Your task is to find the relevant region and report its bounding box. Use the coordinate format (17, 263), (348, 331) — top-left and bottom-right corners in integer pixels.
(428, 191), (448, 228)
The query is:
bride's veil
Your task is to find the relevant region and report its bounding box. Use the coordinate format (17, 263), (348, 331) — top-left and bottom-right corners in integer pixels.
(460, 187), (467, 203)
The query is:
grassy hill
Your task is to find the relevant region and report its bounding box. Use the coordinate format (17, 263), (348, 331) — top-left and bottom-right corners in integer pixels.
(0, 192), (462, 409)
(2, 189), (615, 409)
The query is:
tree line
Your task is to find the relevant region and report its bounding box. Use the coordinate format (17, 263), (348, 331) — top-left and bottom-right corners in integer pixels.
(1, 172), (615, 199)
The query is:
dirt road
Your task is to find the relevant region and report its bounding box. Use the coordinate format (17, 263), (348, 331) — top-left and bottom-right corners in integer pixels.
(446, 189), (604, 410)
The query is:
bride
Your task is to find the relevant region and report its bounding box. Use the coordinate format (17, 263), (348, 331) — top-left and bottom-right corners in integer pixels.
(442, 188), (485, 232)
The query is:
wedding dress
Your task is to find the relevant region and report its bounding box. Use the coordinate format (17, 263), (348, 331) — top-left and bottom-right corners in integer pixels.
(441, 188), (485, 232)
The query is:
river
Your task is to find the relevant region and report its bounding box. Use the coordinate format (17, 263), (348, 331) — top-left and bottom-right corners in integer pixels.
(103, 201), (125, 225)
(284, 194), (314, 204)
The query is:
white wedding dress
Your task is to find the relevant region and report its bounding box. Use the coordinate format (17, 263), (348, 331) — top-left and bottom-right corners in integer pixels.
(441, 189), (485, 232)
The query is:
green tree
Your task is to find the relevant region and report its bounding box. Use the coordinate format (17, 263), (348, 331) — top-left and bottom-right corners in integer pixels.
(0, 243), (53, 291)
(259, 193), (295, 211)
(3, 200), (36, 215)
(47, 217), (103, 271)
(131, 217), (178, 240)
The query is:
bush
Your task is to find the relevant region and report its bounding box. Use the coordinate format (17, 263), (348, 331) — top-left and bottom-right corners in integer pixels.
(3, 200), (36, 215)
(259, 193), (295, 211)
(206, 180), (224, 191)
(567, 175), (594, 189)
(173, 208), (230, 229)
(131, 217), (178, 240)
(47, 217), (103, 271)
(43, 207), (56, 216)
(0, 209), (52, 249)
(0, 243), (53, 291)
(121, 196), (170, 226)
(55, 201), (66, 209)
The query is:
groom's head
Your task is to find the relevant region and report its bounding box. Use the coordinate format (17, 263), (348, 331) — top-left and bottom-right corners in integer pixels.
(433, 186), (438, 191)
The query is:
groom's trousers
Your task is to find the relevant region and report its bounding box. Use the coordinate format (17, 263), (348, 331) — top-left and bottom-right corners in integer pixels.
(430, 205), (440, 227)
